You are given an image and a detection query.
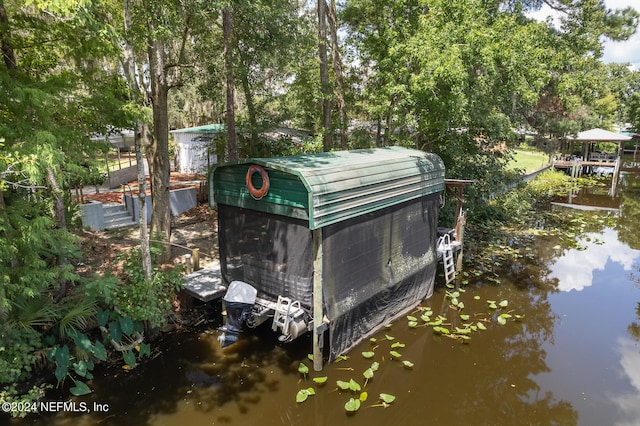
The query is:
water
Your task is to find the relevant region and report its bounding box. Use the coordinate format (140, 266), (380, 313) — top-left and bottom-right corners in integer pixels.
(14, 173), (640, 426)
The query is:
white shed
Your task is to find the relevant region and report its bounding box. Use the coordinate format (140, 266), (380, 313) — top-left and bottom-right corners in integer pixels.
(170, 124), (224, 175)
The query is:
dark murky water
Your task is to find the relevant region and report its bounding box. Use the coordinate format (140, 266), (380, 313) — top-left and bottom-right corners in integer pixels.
(16, 173), (640, 426)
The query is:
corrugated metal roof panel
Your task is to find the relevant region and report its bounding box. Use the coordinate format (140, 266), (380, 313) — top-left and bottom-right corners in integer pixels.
(211, 147), (445, 229)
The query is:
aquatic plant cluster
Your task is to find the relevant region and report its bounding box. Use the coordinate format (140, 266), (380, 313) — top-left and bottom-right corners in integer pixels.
(295, 288), (524, 414)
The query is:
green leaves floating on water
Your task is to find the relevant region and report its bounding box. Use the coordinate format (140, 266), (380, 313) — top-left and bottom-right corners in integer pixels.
(402, 360), (414, 368)
(363, 368), (374, 380)
(337, 380), (350, 390)
(298, 362), (309, 377)
(296, 387), (315, 403)
(380, 393), (396, 404)
(499, 300), (508, 308)
(389, 350), (402, 358)
(345, 398), (361, 412)
(362, 351), (375, 359)
(313, 376), (328, 384)
(391, 342), (405, 349)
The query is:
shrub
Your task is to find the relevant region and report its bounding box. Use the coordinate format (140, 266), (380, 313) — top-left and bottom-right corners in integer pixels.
(114, 248), (184, 329)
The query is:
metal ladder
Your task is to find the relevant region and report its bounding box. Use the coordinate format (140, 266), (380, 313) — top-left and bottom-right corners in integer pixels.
(438, 233), (456, 284)
(272, 296), (300, 335)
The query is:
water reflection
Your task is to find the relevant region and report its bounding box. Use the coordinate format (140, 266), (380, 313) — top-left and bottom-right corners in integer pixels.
(616, 173), (640, 250)
(549, 228), (639, 292)
(610, 337), (640, 426)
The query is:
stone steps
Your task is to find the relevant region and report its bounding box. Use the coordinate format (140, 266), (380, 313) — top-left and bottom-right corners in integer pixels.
(103, 203), (136, 230)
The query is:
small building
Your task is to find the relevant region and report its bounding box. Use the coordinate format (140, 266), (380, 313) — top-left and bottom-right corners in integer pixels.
(210, 147), (445, 368)
(170, 124), (224, 175)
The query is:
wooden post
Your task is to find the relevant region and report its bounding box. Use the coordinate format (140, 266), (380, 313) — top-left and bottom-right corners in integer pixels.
(612, 142), (623, 195)
(312, 229), (323, 371)
(455, 210), (466, 271)
(192, 248), (200, 271)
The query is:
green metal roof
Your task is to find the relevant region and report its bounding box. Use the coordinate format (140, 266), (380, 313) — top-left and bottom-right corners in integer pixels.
(211, 146), (445, 229)
(170, 124), (225, 134)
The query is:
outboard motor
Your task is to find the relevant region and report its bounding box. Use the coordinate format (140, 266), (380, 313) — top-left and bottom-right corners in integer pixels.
(218, 281), (257, 348)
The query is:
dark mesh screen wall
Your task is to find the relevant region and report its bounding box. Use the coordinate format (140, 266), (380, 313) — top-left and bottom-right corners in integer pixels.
(322, 194), (439, 361)
(218, 204), (315, 308)
(218, 194), (439, 362)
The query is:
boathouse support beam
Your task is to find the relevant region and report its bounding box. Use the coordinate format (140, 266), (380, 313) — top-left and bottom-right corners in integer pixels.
(312, 228), (324, 371)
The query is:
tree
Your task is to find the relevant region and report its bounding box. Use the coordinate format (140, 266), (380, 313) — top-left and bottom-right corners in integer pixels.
(223, 6), (238, 161)
(318, 0), (332, 151)
(0, 0), (137, 400)
(115, 0), (214, 261)
(121, 0), (152, 280)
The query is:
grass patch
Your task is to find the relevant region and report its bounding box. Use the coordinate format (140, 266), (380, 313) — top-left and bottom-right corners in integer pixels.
(508, 148), (549, 173)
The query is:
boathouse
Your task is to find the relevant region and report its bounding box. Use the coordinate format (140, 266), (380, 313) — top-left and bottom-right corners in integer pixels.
(209, 147), (445, 368)
(553, 128), (633, 182)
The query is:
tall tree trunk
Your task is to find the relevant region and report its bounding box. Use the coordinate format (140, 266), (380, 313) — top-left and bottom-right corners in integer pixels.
(135, 127), (152, 280)
(327, 0), (347, 147)
(223, 8), (238, 161)
(147, 37), (172, 262)
(46, 167), (68, 301)
(122, 0), (152, 280)
(317, 0), (332, 152)
(240, 72), (259, 156)
(0, 0), (17, 72)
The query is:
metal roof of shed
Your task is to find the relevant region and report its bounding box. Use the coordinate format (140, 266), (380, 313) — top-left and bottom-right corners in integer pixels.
(211, 146), (445, 230)
(170, 124), (225, 134)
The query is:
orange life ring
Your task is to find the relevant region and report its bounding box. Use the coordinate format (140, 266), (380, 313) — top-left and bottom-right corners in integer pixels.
(246, 165), (270, 199)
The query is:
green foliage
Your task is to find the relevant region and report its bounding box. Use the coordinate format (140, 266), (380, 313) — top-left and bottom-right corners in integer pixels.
(0, 383), (50, 418)
(0, 327), (42, 383)
(114, 248), (184, 328)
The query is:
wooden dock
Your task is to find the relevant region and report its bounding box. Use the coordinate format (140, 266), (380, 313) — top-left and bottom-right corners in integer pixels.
(552, 159), (616, 168)
(182, 266), (227, 302)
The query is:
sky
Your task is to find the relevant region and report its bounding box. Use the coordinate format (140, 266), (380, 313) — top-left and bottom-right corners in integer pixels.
(528, 0), (640, 69)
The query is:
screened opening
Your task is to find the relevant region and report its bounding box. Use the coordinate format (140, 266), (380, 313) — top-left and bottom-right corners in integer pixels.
(218, 204), (315, 308)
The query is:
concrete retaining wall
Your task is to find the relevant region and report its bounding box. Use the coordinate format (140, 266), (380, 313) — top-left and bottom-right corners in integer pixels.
(123, 186), (197, 222)
(80, 201), (105, 231)
(107, 161), (149, 189)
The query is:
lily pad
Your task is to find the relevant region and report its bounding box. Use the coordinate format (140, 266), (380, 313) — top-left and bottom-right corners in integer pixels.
(380, 393), (396, 404)
(345, 398), (361, 412)
(296, 388), (315, 403)
(337, 380), (350, 390)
